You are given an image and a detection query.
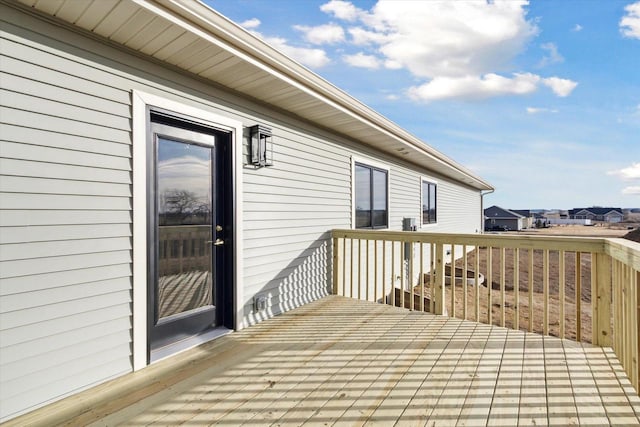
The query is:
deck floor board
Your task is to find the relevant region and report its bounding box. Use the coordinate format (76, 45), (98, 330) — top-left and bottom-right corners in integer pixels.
(6, 296), (639, 427)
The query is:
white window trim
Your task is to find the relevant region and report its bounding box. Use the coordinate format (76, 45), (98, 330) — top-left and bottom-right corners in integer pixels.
(351, 156), (391, 230)
(132, 90), (243, 371)
(420, 176), (438, 228)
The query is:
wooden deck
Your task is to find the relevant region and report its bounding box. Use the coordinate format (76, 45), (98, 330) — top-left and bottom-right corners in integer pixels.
(9, 296), (640, 426)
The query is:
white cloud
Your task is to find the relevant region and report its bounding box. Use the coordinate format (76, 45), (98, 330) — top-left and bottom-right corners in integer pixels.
(408, 73), (541, 102)
(320, 0), (364, 22)
(609, 163), (640, 196)
(343, 52), (382, 69)
(242, 20), (333, 68)
(573, 24), (583, 32)
(383, 59), (403, 69)
(293, 23), (345, 45)
(526, 107), (558, 114)
(348, 27), (389, 46)
(620, 1), (640, 39)
(317, 1), (578, 101)
(622, 186), (640, 195)
(407, 73), (577, 103)
(609, 162), (640, 180)
(366, 0), (538, 78)
(240, 18), (261, 29)
(258, 34), (331, 68)
(538, 42), (564, 67)
(542, 77), (578, 97)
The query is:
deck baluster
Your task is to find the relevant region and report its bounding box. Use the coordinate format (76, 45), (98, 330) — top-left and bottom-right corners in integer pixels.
(463, 245), (468, 320)
(435, 243), (445, 315)
(475, 246), (480, 322)
(487, 246), (492, 324)
(514, 248), (520, 331)
(559, 250), (565, 339)
(500, 247), (505, 327)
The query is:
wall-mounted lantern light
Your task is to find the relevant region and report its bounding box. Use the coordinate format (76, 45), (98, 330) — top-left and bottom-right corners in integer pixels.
(249, 124), (273, 167)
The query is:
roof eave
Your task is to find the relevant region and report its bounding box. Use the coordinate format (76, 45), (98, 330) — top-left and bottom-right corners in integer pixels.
(14, 0), (494, 191)
(158, 0), (493, 190)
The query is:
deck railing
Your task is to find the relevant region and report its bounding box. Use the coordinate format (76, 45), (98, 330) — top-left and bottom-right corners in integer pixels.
(331, 229), (640, 394)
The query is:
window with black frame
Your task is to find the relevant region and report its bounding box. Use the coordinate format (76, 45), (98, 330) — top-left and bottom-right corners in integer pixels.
(422, 180), (437, 224)
(355, 162), (388, 228)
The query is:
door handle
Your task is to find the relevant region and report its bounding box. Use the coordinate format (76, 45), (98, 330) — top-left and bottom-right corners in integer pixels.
(210, 238), (224, 246)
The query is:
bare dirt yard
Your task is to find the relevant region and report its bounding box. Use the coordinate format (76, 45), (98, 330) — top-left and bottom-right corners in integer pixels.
(414, 224), (637, 343)
(511, 224), (630, 238)
(451, 248), (592, 342)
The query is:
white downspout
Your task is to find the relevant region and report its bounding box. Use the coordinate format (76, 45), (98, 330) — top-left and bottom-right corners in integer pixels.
(480, 189), (495, 233)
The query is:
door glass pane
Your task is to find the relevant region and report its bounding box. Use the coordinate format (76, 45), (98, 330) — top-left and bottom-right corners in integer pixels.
(157, 137), (213, 320)
(355, 165), (371, 228)
(372, 169), (387, 227)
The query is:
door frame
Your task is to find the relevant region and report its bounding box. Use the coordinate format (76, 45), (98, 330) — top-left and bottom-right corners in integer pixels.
(132, 90), (244, 370)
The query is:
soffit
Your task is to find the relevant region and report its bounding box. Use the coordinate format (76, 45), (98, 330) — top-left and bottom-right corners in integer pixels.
(15, 0), (493, 191)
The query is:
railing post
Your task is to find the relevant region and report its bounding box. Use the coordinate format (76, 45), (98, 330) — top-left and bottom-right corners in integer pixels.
(593, 253), (612, 347)
(435, 243), (446, 315)
(332, 236), (339, 295)
(636, 270), (639, 393)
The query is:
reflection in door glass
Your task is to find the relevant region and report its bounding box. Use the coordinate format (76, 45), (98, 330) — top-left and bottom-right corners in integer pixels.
(157, 137), (214, 320)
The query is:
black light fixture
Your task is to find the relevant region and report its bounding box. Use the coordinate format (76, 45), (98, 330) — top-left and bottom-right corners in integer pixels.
(249, 124), (273, 167)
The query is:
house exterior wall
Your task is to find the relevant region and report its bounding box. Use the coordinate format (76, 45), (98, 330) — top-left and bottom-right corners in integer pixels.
(546, 218), (593, 225)
(603, 212), (623, 223)
(1, 6), (135, 420)
(0, 3), (482, 421)
(485, 218), (521, 231)
(571, 210), (623, 223)
(572, 211), (596, 220)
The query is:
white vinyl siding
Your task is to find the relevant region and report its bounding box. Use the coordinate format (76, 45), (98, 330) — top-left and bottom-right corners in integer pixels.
(0, 2), (482, 421)
(0, 8), (133, 420)
(241, 131), (349, 323)
(436, 180), (482, 233)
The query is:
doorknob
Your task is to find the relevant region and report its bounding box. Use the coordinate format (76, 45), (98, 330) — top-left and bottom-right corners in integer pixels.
(206, 239), (224, 246)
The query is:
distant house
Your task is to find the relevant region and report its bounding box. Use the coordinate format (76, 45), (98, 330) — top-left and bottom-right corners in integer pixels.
(511, 209), (534, 229)
(529, 210), (546, 220)
(542, 210), (561, 219)
(484, 206), (525, 231)
(569, 207), (624, 223)
(511, 209), (531, 217)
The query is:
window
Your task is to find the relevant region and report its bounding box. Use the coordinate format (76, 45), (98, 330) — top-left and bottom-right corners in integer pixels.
(355, 162), (388, 228)
(422, 180), (437, 224)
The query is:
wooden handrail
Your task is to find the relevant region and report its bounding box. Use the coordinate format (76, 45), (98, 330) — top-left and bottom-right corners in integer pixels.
(332, 229), (606, 252)
(605, 238), (640, 271)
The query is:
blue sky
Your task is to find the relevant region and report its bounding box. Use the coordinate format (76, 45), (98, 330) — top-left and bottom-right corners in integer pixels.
(207, 0), (640, 209)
